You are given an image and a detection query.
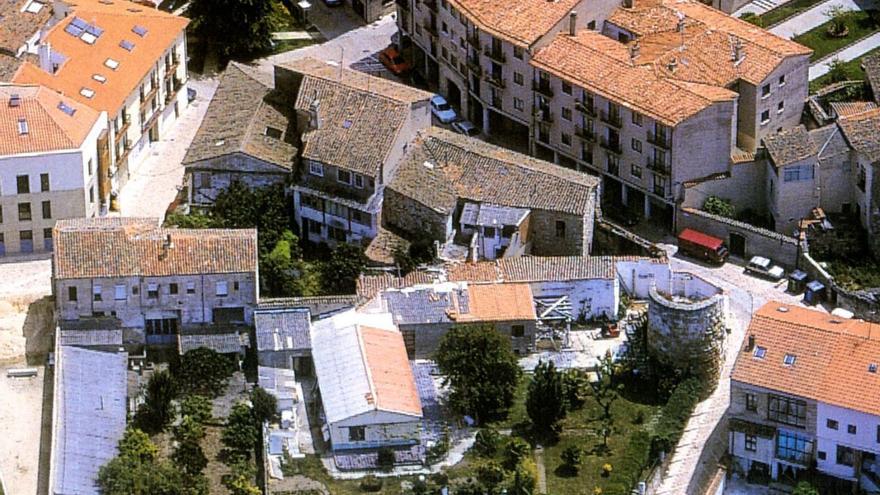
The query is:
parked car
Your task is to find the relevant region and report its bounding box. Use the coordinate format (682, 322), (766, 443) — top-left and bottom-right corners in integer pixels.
(430, 95), (457, 123)
(452, 119), (480, 137)
(745, 256), (785, 281)
(677, 228), (729, 265)
(378, 46), (410, 76)
(323, 0), (343, 6)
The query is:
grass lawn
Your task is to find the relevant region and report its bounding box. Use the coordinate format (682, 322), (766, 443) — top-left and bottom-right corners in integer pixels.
(809, 46), (880, 91)
(741, 0), (831, 28)
(793, 10), (880, 62)
(277, 454), (419, 495)
(270, 38), (317, 55)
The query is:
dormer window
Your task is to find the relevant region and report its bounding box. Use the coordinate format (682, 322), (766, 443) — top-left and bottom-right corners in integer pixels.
(132, 25), (148, 37)
(24, 0), (45, 13)
(17, 118), (29, 135)
(119, 40), (135, 51)
(783, 354), (796, 366)
(79, 88), (95, 99)
(92, 74), (107, 83)
(57, 101), (76, 116)
(869, 363), (877, 373)
(754, 346), (766, 359)
(104, 58), (119, 70)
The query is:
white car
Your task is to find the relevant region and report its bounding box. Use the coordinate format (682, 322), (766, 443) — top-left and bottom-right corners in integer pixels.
(452, 120), (479, 137)
(430, 95), (457, 123)
(745, 256), (785, 281)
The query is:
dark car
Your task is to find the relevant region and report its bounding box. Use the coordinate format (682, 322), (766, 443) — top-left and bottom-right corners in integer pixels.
(378, 46), (411, 76)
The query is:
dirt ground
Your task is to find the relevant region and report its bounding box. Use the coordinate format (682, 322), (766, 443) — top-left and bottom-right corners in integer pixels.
(0, 258), (54, 495)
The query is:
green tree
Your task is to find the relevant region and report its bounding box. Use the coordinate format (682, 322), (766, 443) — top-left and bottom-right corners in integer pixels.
(321, 243), (368, 294)
(504, 438), (531, 470)
(187, 0), (278, 58)
(825, 6), (850, 35)
(117, 428), (159, 463)
(135, 369), (176, 433)
(250, 386), (278, 424)
(526, 360), (567, 438)
(222, 402), (259, 461)
(508, 459), (538, 495)
(224, 473), (261, 495)
(435, 325), (522, 424)
(792, 481), (820, 495)
(172, 436), (208, 476)
(562, 368), (588, 411)
(476, 459), (505, 494)
(702, 196), (735, 218)
(165, 210), (217, 229)
(560, 445), (583, 474)
(474, 428), (501, 457)
(179, 395), (213, 425)
(826, 58), (849, 83)
(590, 352), (621, 450)
(176, 348), (234, 397)
(97, 428), (185, 495)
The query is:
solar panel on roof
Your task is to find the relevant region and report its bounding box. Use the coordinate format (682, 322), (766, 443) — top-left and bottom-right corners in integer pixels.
(57, 101), (76, 116)
(119, 40), (135, 51)
(64, 23), (84, 37)
(85, 24), (103, 37)
(70, 17), (88, 28)
(132, 25), (148, 37)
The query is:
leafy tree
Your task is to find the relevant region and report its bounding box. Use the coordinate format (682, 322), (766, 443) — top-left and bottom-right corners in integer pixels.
(476, 459), (505, 494)
(377, 447), (396, 471)
(173, 436), (208, 476)
(474, 428), (501, 457)
(179, 395), (214, 425)
(165, 210), (217, 229)
(504, 437), (531, 470)
(527, 360), (567, 437)
(97, 428), (185, 495)
(562, 368), (588, 411)
(135, 369), (176, 433)
(176, 348), (235, 397)
(792, 481), (820, 495)
(175, 415), (207, 444)
(250, 386), (278, 424)
(392, 235), (435, 274)
(825, 6), (850, 35)
(224, 473), (261, 495)
(590, 352), (622, 449)
(826, 58), (849, 83)
(321, 243), (368, 294)
(187, 0), (278, 58)
(222, 402), (259, 461)
(435, 325), (522, 424)
(508, 459), (538, 495)
(117, 428), (159, 463)
(560, 445), (583, 474)
(702, 196), (735, 218)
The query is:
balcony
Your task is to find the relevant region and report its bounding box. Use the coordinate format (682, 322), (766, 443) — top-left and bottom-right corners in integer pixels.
(467, 33), (481, 49)
(467, 55), (482, 75)
(600, 109), (622, 128)
(575, 99), (596, 116)
(165, 76), (183, 104)
(607, 162), (619, 176)
(422, 19), (438, 36)
(575, 125), (595, 142)
(646, 156), (671, 175)
(163, 60), (179, 80)
(113, 114), (131, 143)
(535, 107), (553, 123)
(600, 136), (622, 155)
(484, 47), (506, 63)
(647, 130), (672, 149)
(491, 95), (502, 110)
(483, 73), (505, 89)
(653, 184), (669, 197)
(533, 81), (553, 98)
(140, 84), (159, 104)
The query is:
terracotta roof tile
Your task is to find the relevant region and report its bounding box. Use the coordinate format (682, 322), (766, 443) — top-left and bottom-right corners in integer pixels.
(452, 283), (536, 322)
(829, 101), (877, 118)
(837, 107), (880, 162)
(0, 84), (101, 156)
(762, 125), (816, 168)
(449, 0), (581, 47)
(732, 301), (880, 416)
(53, 217), (257, 279)
(13, 0), (188, 115)
(358, 326), (422, 416)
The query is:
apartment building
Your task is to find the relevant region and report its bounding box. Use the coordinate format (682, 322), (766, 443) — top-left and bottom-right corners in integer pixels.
(52, 217), (258, 349)
(13, 0), (189, 209)
(729, 302), (880, 492)
(0, 85), (107, 256)
(274, 58), (432, 246)
(184, 63), (296, 207)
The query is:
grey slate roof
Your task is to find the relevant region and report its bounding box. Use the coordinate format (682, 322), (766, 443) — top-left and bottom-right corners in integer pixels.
(52, 346), (127, 495)
(257, 295), (358, 317)
(258, 366), (298, 402)
(837, 108), (880, 162)
(809, 125), (851, 162)
(762, 125), (816, 167)
(178, 333), (246, 354)
(460, 203), (530, 227)
(863, 53), (880, 104)
(59, 329), (124, 347)
(389, 128), (599, 216)
(254, 308), (312, 352)
(382, 286), (468, 325)
(183, 62), (296, 170)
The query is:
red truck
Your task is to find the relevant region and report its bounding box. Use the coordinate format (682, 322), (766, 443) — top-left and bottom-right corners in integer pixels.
(677, 228), (729, 265)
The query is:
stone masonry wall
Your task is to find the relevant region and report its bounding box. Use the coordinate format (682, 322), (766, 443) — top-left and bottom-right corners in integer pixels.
(528, 209), (590, 256)
(381, 188), (450, 242)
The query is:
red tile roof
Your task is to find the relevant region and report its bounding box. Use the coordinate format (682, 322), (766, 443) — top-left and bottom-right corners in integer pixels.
(358, 326), (422, 416)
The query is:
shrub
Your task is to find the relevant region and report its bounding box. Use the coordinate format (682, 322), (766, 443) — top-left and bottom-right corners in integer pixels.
(474, 428), (501, 457)
(632, 410), (646, 425)
(179, 395), (213, 425)
(702, 196), (735, 218)
(602, 463), (613, 477)
(562, 369), (588, 411)
(250, 386), (278, 424)
(377, 447), (395, 471)
(739, 11), (763, 26)
(653, 378), (706, 455)
(504, 437), (531, 469)
(476, 460), (505, 491)
(176, 348), (235, 398)
(359, 474), (383, 492)
(560, 446), (583, 473)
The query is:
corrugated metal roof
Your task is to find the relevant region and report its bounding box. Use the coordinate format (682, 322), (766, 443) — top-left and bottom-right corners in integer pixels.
(258, 366), (298, 402)
(254, 308), (311, 352)
(178, 333), (246, 354)
(52, 346), (128, 495)
(459, 202), (530, 227)
(59, 329), (123, 347)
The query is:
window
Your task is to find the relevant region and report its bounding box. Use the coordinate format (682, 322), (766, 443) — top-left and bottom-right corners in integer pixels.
(43, 228), (52, 250)
(779, 74), (786, 86)
(18, 203), (31, 221)
(114, 285), (126, 300)
(555, 220), (566, 238)
(132, 286), (139, 295)
(761, 110), (770, 124)
(233, 281), (239, 291)
(88, 159), (93, 175)
(877, 425), (880, 443)
(349, 426), (365, 442)
(632, 138), (642, 153)
(513, 45), (524, 59)
(16, 175), (29, 194)
(511, 325), (525, 337)
(587, 20), (596, 29)
(783, 164), (814, 182)
(562, 107), (572, 121)
(68, 286), (78, 302)
(837, 445), (854, 466)
(265, 127), (282, 139)
(827, 419), (839, 430)
(858, 166), (867, 192)
(745, 435), (757, 452)
(301, 194), (322, 211)
(441, 46), (448, 59)
(746, 393), (757, 412)
(632, 112), (643, 126)
(147, 283), (159, 299)
(483, 226), (496, 238)
(768, 395), (807, 428)
(818, 451), (826, 460)
(90, 186), (95, 204)
(754, 346), (767, 359)
(776, 431), (813, 464)
(337, 169), (352, 185)
(216, 281), (228, 297)
(309, 162), (324, 177)
(93, 285), (102, 301)
(186, 281), (196, 294)
(441, 21), (448, 33)
(0, 206), (3, 223)
(847, 424), (857, 434)
(40, 173), (49, 192)
(513, 72), (523, 85)
(327, 201), (348, 218)
(777, 100), (785, 113)
(762, 84), (771, 98)
(355, 174), (364, 188)
(513, 98), (524, 111)
(631, 163), (642, 178)
(562, 81), (572, 95)
(783, 354), (796, 366)
(42, 201), (51, 219)
(169, 283), (178, 295)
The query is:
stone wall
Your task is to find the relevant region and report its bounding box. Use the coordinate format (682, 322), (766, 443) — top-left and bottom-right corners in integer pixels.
(528, 209), (591, 256)
(401, 320), (537, 359)
(647, 280), (726, 383)
(381, 188), (451, 242)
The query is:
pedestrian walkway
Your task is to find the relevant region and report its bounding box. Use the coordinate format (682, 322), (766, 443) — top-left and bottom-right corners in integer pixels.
(809, 31), (880, 79)
(273, 31), (317, 40)
(770, 0), (876, 39)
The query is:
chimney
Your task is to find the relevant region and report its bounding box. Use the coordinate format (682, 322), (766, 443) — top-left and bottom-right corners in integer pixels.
(666, 57), (677, 73)
(747, 334), (755, 352)
(38, 43), (52, 73)
(676, 11), (685, 32)
(164, 233), (174, 250)
(629, 41), (640, 62)
(732, 38), (744, 63)
(308, 98), (321, 130)
(568, 11), (577, 37)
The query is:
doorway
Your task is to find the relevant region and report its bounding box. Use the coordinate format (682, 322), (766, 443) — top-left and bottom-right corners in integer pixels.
(729, 232), (746, 258)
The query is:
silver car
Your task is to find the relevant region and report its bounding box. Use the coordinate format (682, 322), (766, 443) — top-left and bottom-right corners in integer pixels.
(745, 256), (785, 281)
(452, 120), (479, 137)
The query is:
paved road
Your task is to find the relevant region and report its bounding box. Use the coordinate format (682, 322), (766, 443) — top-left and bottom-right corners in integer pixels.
(771, 0), (877, 39)
(809, 31), (880, 78)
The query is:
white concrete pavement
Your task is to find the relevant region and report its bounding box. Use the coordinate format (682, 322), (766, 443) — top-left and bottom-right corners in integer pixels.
(809, 31), (880, 79)
(770, 0), (877, 39)
(116, 76), (219, 220)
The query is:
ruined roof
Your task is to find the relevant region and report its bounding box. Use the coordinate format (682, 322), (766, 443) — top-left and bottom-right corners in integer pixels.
(0, 54), (26, 82)
(389, 127), (598, 216)
(0, 0), (53, 54)
(364, 226), (412, 266)
(837, 107), (880, 162)
(183, 63), (296, 170)
(356, 270), (442, 300)
(0, 84), (102, 156)
(762, 125), (816, 168)
(862, 52), (880, 103)
(382, 281), (536, 324)
(13, 0), (189, 115)
(808, 125), (850, 162)
(531, 31), (736, 127)
(53, 217), (257, 279)
(732, 301), (880, 416)
(448, 0), (581, 47)
(254, 308), (311, 353)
